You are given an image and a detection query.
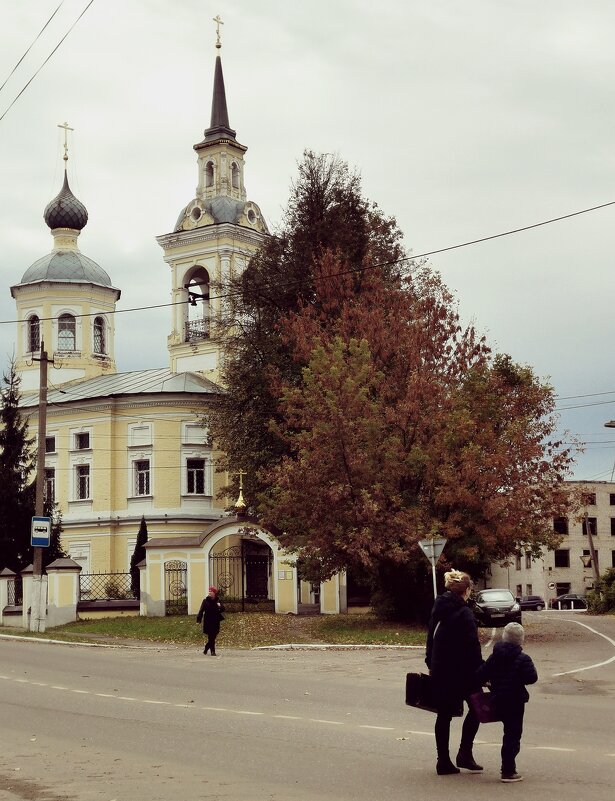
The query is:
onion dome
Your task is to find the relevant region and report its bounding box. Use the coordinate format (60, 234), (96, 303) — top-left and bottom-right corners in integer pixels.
(43, 170), (88, 231)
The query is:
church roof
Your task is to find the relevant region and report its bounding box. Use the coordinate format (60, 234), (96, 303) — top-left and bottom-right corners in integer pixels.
(200, 54), (237, 144)
(44, 170), (88, 231)
(19, 368), (221, 408)
(18, 250), (113, 287)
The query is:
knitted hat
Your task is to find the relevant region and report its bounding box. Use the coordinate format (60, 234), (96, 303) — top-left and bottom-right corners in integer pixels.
(502, 622), (525, 645)
(209, 586), (217, 594)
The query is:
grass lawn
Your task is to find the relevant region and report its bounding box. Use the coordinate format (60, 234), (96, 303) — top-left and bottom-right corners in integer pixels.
(1, 613), (427, 649)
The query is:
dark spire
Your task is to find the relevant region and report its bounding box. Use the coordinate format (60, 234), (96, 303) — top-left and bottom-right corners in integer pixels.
(43, 170), (88, 231)
(202, 54), (237, 143)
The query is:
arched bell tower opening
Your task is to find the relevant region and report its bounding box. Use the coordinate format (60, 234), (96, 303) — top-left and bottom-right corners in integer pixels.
(185, 267), (211, 342)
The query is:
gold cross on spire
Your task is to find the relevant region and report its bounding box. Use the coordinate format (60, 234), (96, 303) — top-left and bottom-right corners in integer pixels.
(213, 14), (223, 49)
(57, 121), (74, 163)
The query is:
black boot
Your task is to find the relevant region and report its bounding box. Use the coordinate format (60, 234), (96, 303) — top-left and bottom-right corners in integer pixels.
(456, 748), (483, 772)
(436, 758), (460, 775)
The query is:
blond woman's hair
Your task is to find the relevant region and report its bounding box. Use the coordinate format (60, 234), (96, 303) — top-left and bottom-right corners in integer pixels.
(444, 569), (473, 595)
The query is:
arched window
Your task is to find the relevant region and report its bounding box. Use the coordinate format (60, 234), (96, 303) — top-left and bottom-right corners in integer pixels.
(58, 313), (76, 351)
(231, 163), (239, 189)
(205, 161), (214, 188)
(185, 267), (210, 342)
(28, 315), (40, 353)
(93, 316), (106, 354)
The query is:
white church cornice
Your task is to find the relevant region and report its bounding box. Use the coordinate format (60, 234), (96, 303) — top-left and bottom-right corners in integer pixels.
(156, 222), (266, 252)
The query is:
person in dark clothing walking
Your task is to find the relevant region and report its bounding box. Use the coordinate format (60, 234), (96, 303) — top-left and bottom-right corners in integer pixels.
(425, 569), (484, 776)
(196, 586), (225, 656)
(476, 621), (537, 782)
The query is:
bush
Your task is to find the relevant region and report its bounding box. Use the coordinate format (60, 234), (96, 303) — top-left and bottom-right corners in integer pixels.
(586, 567), (615, 613)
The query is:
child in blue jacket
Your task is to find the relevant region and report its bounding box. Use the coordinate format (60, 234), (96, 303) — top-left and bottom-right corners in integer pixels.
(476, 622), (537, 782)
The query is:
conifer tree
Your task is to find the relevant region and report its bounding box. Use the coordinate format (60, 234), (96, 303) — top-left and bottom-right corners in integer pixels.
(130, 516), (148, 596)
(0, 362), (36, 571)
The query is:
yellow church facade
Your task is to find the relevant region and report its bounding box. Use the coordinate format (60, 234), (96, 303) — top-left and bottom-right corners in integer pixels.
(3, 41), (347, 624)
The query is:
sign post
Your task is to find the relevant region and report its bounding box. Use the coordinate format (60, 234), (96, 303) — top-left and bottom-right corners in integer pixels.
(418, 537), (448, 600)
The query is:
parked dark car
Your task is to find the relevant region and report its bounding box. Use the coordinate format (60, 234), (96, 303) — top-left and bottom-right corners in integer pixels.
(473, 589), (522, 627)
(517, 595), (546, 611)
(549, 593), (588, 610)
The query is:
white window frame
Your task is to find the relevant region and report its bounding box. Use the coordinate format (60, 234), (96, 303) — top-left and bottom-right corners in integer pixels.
(128, 423), (152, 448)
(71, 428), (92, 451)
(134, 458), (151, 497)
(126, 538), (137, 571)
(74, 463), (91, 500)
(44, 467), (55, 503)
(182, 421), (209, 446)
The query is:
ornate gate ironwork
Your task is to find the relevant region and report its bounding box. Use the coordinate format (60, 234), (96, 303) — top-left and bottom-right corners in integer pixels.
(165, 560), (188, 615)
(209, 541), (273, 612)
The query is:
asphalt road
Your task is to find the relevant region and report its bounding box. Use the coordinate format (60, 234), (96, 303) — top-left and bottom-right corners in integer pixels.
(1, 613), (614, 801)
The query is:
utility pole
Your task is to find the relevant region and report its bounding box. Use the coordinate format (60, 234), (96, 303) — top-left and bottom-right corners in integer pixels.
(30, 341), (51, 632)
(584, 511), (601, 588)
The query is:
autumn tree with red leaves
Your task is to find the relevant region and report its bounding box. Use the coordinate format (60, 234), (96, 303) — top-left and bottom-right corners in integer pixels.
(208, 151), (577, 618)
(259, 256), (576, 617)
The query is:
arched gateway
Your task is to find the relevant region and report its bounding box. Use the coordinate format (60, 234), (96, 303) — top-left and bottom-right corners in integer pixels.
(141, 517), (302, 616)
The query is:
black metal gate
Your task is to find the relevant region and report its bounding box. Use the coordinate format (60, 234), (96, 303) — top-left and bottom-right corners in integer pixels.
(165, 560), (188, 615)
(209, 541), (273, 611)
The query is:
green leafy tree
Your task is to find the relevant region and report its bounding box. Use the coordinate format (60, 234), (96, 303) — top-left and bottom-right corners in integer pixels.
(0, 362), (36, 572)
(207, 151), (406, 507)
(130, 516), (148, 596)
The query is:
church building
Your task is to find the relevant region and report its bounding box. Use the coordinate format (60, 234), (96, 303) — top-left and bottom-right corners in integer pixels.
(7, 37), (347, 619)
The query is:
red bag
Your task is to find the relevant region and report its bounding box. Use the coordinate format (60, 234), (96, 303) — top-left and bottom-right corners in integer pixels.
(469, 690), (501, 723)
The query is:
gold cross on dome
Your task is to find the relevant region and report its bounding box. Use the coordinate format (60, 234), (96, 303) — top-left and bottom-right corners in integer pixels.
(57, 121), (74, 162)
(236, 469), (246, 490)
(213, 14), (223, 48)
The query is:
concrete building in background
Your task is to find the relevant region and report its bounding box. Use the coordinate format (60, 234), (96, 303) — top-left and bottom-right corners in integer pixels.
(488, 480), (614, 604)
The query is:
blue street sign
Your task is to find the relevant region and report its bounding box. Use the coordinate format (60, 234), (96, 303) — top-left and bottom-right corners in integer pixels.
(31, 516), (51, 547)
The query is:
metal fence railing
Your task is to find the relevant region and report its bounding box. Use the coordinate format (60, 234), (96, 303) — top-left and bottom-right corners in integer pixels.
(79, 572), (137, 601)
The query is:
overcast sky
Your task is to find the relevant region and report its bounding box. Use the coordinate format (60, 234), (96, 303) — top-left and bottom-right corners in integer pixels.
(1, 0), (615, 480)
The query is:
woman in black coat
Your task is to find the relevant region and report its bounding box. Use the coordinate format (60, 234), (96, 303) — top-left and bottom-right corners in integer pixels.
(425, 569), (483, 775)
(196, 586), (224, 656)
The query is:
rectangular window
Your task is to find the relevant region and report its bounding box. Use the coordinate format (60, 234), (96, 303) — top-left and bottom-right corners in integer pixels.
(515, 584), (522, 597)
(525, 552), (531, 569)
(134, 460), (150, 496)
(610, 518), (615, 536)
(75, 432), (90, 450)
(526, 584), (533, 596)
(553, 517), (568, 535)
(554, 549), (570, 568)
(187, 458), (206, 494)
(45, 436), (56, 453)
(582, 517), (597, 537)
(44, 467), (55, 503)
(76, 465), (90, 500)
(612, 550), (615, 568)
(515, 554), (521, 570)
(610, 494), (615, 506)
(582, 492), (596, 506)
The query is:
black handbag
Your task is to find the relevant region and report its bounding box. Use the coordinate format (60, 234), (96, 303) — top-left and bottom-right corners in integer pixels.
(405, 672), (438, 713)
(469, 689), (501, 723)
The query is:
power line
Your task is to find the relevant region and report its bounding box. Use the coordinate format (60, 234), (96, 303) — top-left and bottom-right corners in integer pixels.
(0, 1), (95, 124)
(0, 2), (65, 96)
(2, 196), (615, 327)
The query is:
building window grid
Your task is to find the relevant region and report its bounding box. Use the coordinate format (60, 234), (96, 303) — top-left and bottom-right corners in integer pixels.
(134, 460), (151, 496)
(582, 517), (597, 537)
(28, 315), (40, 352)
(581, 492), (596, 506)
(76, 465), (90, 500)
(45, 436), (56, 453)
(93, 316), (106, 354)
(525, 552), (531, 569)
(554, 549), (570, 568)
(187, 458), (206, 495)
(44, 468), (55, 503)
(58, 313), (76, 351)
